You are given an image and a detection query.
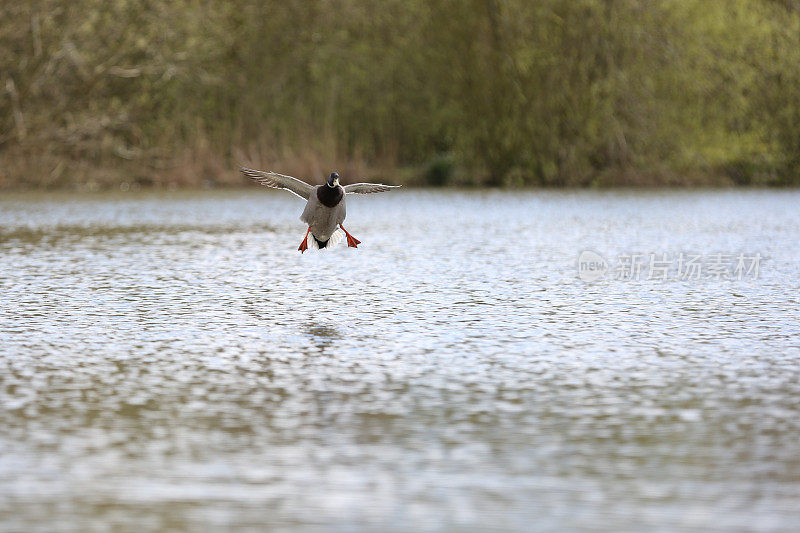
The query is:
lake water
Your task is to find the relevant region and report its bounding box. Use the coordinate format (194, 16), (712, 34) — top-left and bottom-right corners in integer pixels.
(1, 189), (799, 531)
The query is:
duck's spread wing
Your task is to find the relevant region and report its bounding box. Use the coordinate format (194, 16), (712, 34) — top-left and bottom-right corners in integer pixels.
(343, 183), (402, 195)
(240, 167), (313, 200)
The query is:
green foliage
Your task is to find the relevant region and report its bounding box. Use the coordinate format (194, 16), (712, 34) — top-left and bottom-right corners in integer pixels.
(424, 153), (457, 187)
(1, 0), (799, 188)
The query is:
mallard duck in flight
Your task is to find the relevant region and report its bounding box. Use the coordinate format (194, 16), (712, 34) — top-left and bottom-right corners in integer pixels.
(240, 167), (400, 253)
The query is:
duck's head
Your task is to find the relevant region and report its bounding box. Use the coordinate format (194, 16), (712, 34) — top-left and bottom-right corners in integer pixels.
(327, 172), (340, 188)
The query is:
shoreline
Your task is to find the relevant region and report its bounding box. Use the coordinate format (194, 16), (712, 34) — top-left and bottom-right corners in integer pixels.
(1, 161), (794, 192)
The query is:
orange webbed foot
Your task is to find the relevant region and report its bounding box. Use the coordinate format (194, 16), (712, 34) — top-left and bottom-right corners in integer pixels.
(298, 227), (311, 253)
(339, 224), (361, 248)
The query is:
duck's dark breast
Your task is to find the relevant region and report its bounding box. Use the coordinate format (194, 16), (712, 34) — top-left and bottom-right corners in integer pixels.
(317, 185), (344, 208)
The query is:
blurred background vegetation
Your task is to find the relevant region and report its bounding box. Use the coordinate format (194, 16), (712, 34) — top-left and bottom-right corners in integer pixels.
(1, 0), (799, 189)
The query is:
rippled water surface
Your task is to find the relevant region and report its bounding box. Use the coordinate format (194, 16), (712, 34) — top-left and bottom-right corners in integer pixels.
(1, 189), (799, 531)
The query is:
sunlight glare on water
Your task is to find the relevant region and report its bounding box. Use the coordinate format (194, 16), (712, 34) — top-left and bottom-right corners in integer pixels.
(1, 189), (800, 531)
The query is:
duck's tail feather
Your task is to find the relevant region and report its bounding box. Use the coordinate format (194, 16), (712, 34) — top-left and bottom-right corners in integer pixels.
(307, 228), (344, 251)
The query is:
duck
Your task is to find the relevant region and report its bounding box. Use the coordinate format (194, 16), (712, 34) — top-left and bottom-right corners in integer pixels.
(240, 167), (400, 253)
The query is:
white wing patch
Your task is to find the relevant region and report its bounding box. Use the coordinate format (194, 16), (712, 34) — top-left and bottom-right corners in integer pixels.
(343, 183), (401, 194)
(240, 167), (314, 199)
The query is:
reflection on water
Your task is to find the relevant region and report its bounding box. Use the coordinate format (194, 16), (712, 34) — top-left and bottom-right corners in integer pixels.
(1, 189), (800, 531)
